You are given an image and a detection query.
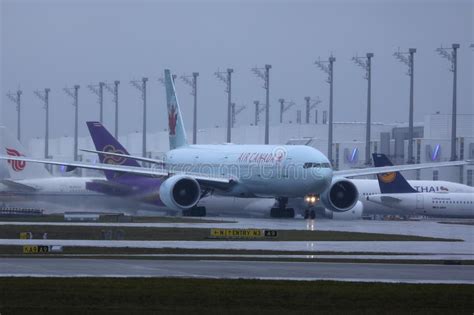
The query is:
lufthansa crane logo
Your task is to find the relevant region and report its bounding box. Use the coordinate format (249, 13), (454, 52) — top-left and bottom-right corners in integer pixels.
(6, 148), (26, 172)
(378, 172), (397, 183)
(102, 145), (126, 165)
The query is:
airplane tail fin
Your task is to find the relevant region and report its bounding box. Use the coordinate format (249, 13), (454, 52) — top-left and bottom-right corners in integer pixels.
(372, 153), (417, 194)
(0, 126), (52, 180)
(86, 121), (141, 180)
(164, 69), (188, 150)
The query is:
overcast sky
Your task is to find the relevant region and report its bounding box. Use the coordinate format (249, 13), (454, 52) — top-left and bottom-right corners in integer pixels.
(1, 0), (473, 144)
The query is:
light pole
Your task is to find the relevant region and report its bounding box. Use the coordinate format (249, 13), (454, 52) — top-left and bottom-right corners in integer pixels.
(436, 44), (460, 161)
(315, 56), (335, 163)
(352, 53), (374, 165)
(394, 48), (416, 163)
(181, 72), (199, 144)
(6, 90), (22, 141)
(34, 88), (50, 159)
(131, 77), (148, 158)
(252, 64), (272, 144)
(105, 81), (120, 138)
(215, 68), (233, 142)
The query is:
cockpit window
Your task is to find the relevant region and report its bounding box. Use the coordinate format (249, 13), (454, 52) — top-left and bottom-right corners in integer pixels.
(304, 162), (331, 169)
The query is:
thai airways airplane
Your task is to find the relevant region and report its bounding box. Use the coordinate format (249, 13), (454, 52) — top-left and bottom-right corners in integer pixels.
(1, 70), (470, 218)
(0, 127), (162, 213)
(366, 153), (474, 218)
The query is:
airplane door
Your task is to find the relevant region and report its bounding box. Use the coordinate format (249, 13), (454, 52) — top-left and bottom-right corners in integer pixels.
(416, 194), (424, 209)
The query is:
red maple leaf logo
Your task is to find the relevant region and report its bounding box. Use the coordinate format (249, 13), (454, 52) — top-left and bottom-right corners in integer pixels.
(168, 105), (178, 136)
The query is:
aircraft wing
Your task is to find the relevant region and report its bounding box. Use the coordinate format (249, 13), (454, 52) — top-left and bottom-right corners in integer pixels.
(0, 179), (37, 192)
(334, 160), (471, 178)
(80, 149), (165, 165)
(0, 156), (232, 187)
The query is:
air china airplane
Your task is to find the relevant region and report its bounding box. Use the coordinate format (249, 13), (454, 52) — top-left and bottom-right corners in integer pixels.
(366, 153), (474, 218)
(1, 70), (470, 218)
(0, 127), (166, 213)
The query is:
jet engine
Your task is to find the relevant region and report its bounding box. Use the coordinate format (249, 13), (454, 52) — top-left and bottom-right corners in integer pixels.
(159, 175), (201, 211)
(324, 200), (363, 220)
(320, 178), (359, 212)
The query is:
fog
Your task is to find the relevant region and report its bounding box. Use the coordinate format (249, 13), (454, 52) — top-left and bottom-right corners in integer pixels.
(1, 0), (472, 144)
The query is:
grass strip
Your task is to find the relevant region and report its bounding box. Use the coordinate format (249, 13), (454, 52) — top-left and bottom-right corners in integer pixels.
(0, 277), (472, 314)
(0, 225), (459, 241)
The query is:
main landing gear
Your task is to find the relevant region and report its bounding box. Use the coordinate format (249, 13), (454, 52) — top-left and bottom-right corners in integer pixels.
(182, 206), (207, 217)
(270, 197), (295, 218)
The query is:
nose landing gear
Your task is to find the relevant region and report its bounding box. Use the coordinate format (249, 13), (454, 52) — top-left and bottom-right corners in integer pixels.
(304, 208), (316, 220)
(270, 197), (295, 218)
(304, 194), (319, 220)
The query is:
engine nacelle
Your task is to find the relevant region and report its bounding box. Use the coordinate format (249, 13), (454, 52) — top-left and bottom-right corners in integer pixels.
(159, 175), (201, 211)
(320, 178), (359, 212)
(324, 201), (363, 220)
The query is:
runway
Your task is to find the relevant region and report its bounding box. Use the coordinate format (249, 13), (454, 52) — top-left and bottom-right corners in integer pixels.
(1, 258), (473, 283)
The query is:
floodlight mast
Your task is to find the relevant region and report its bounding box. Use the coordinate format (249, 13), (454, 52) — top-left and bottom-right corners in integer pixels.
(394, 48), (416, 164)
(6, 89), (22, 141)
(105, 81), (120, 138)
(436, 43), (460, 161)
(34, 88), (51, 160)
(88, 82), (105, 123)
(215, 68), (233, 142)
(254, 100), (264, 126)
(181, 72), (199, 144)
(314, 55), (335, 164)
(304, 96), (322, 124)
(352, 53), (374, 165)
(231, 103), (246, 128)
(130, 78), (148, 158)
(278, 98), (295, 123)
(252, 65), (271, 144)
(63, 85), (80, 161)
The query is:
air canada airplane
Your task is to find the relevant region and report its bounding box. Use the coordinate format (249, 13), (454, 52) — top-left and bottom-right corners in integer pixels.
(1, 70), (470, 218)
(85, 120), (277, 217)
(366, 153), (474, 218)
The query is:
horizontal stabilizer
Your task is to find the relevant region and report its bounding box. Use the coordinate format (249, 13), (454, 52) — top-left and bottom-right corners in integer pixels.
(86, 179), (135, 196)
(0, 179), (37, 192)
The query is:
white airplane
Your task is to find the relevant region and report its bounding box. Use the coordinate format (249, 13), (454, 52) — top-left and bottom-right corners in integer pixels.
(304, 178), (474, 219)
(0, 127), (163, 214)
(2, 69), (470, 218)
(366, 153), (474, 218)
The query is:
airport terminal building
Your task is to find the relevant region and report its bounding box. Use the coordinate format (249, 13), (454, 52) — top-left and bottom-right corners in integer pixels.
(28, 113), (474, 186)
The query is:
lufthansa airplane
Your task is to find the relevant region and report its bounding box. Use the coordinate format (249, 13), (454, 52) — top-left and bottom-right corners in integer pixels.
(366, 153), (474, 218)
(1, 70), (470, 217)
